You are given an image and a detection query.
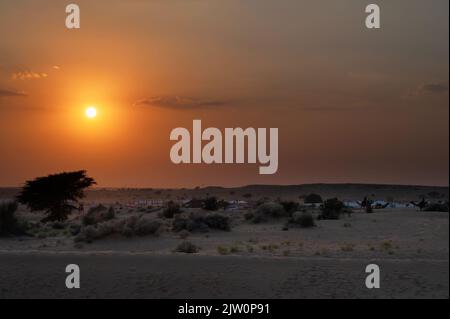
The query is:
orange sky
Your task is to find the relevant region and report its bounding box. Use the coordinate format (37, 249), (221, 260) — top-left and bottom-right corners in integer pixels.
(0, 0), (448, 187)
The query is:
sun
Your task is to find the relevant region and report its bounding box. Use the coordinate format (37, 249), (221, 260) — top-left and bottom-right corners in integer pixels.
(85, 106), (97, 119)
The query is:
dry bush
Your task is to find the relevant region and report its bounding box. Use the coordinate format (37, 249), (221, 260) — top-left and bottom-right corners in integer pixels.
(251, 202), (286, 223)
(75, 215), (162, 243)
(82, 204), (115, 226)
(288, 211), (316, 228)
(172, 212), (231, 232)
(134, 217), (162, 236)
(175, 241), (199, 253)
(204, 213), (231, 231)
(318, 198), (345, 220)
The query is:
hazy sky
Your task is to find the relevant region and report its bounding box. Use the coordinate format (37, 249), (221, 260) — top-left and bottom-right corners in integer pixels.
(0, 0), (448, 187)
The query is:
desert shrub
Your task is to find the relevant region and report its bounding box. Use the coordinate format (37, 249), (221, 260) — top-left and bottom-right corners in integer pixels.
(134, 217), (162, 236)
(74, 219), (124, 243)
(75, 215), (161, 243)
(172, 215), (189, 232)
(163, 201), (182, 218)
(318, 198), (345, 220)
(203, 197), (219, 211)
(251, 202), (286, 223)
(242, 193), (253, 199)
(82, 204), (115, 226)
(304, 193), (323, 204)
(175, 241), (199, 253)
(74, 225), (99, 243)
(124, 215), (139, 229)
(0, 201), (23, 236)
(172, 214), (208, 233)
(280, 201), (300, 215)
(121, 225), (134, 238)
(257, 202), (286, 217)
(204, 213), (231, 231)
(217, 245), (230, 255)
(288, 211), (316, 228)
(185, 214), (209, 232)
(424, 202), (449, 212)
(172, 212), (230, 232)
(252, 214), (268, 224)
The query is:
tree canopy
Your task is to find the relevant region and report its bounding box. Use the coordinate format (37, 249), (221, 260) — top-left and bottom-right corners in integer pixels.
(304, 193), (323, 204)
(17, 170), (96, 222)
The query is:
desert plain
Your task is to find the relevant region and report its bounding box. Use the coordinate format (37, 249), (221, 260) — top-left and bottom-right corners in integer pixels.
(0, 184), (448, 299)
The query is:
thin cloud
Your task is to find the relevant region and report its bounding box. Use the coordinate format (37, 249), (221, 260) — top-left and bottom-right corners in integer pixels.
(11, 71), (48, 81)
(134, 95), (227, 109)
(0, 89), (28, 97)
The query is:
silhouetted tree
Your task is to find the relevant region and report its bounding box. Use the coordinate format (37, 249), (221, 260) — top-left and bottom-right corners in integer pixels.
(304, 193), (323, 204)
(17, 170), (96, 222)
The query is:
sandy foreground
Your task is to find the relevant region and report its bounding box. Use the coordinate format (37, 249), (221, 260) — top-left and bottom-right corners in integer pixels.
(0, 252), (448, 299)
(0, 206), (448, 299)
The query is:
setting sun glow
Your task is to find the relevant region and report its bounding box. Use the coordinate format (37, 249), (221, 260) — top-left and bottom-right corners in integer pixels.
(85, 107), (97, 119)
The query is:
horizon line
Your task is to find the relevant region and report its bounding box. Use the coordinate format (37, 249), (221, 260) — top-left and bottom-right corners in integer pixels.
(1, 182), (449, 190)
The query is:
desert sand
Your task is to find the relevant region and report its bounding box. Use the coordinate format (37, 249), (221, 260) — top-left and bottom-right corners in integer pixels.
(0, 184), (448, 299)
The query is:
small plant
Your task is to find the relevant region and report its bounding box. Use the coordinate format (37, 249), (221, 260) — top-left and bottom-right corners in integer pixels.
(288, 211), (316, 228)
(217, 246), (230, 255)
(134, 217), (162, 236)
(82, 204), (115, 226)
(175, 241), (199, 254)
(172, 212), (230, 232)
(318, 198), (345, 220)
(204, 213), (231, 231)
(252, 202), (286, 223)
